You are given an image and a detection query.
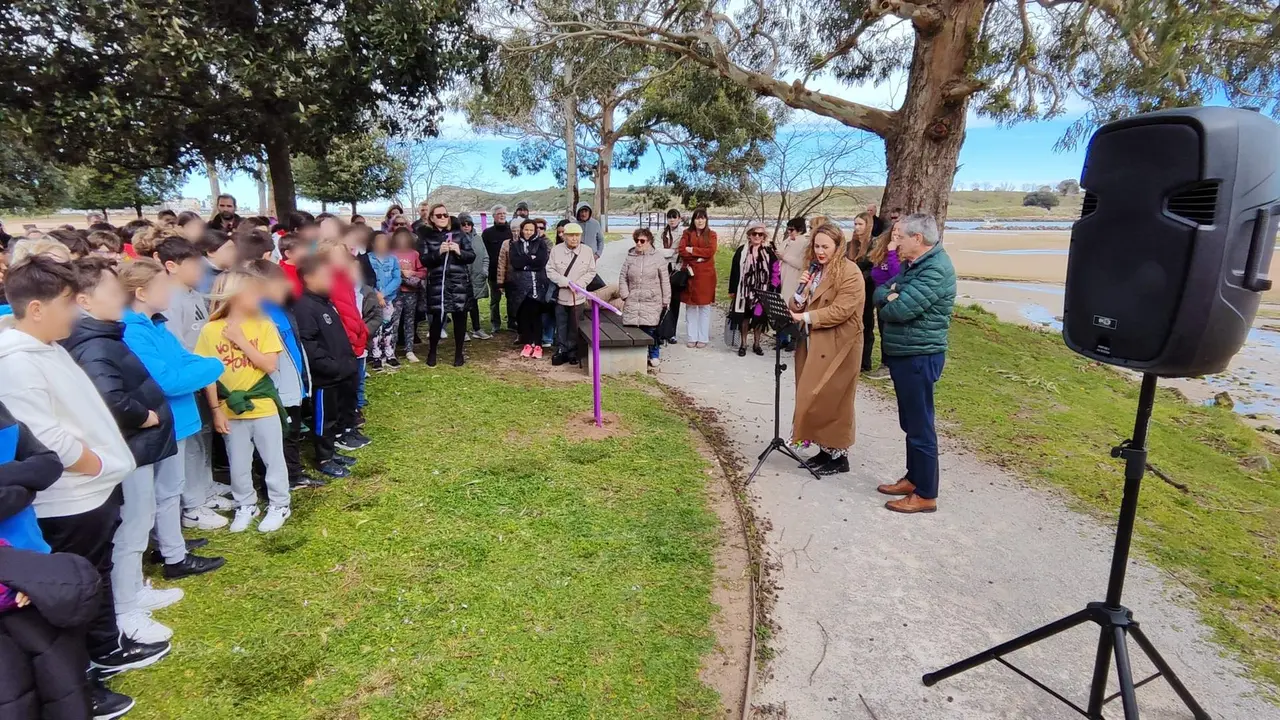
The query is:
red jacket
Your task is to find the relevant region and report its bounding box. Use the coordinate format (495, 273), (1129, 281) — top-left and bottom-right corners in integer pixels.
(329, 268), (368, 356)
(279, 259), (303, 299)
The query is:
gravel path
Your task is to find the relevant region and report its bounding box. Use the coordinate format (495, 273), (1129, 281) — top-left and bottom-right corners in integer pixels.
(595, 239), (1278, 720)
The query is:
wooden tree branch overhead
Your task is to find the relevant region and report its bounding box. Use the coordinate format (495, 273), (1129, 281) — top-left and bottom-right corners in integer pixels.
(506, 0), (1277, 226)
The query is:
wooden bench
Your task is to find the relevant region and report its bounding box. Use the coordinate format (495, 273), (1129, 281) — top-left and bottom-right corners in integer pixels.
(577, 309), (653, 375)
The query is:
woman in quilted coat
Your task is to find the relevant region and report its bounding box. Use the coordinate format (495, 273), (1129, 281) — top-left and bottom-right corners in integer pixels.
(618, 228), (671, 368)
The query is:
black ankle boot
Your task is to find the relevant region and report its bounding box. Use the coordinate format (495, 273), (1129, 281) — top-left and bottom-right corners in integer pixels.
(800, 450), (831, 469)
(816, 455), (850, 476)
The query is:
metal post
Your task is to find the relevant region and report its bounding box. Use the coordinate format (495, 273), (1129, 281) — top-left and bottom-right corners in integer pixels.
(591, 302), (603, 427)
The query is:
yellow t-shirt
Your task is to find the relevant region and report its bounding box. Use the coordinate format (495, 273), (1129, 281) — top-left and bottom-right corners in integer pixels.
(195, 317), (284, 420)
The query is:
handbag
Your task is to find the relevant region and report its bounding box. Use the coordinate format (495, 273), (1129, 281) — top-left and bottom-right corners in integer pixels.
(543, 251), (578, 304)
(586, 274), (606, 292)
(723, 315), (741, 348)
(669, 262), (690, 291)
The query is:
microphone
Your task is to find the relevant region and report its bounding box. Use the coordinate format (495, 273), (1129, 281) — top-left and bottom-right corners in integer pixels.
(808, 261), (820, 275)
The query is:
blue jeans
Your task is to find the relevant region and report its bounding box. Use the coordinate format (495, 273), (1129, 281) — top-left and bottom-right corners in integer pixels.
(638, 325), (660, 360)
(541, 305), (555, 345)
(885, 352), (945, 499)
(356, 357), (367, 409)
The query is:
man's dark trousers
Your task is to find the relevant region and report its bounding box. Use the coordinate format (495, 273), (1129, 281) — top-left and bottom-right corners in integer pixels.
(885, 352), (945, 499)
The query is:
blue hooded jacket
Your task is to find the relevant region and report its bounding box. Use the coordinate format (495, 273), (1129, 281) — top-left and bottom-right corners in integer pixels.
(121, 309), (225, 441)
(369, 252), (401, 302)
(263, 301), (309, 400)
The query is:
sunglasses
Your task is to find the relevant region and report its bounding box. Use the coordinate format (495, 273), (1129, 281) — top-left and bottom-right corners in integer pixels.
(748, 231), (766, 237)
(635, 237), (650, 244)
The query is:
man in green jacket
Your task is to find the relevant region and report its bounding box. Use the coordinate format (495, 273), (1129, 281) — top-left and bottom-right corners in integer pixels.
(872, 213), (957, 514)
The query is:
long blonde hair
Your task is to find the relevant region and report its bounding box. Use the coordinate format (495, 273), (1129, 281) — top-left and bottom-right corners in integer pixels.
(207, 269), (259, 321)
(804, 222), (846, 267)
(869, 229), (893, 267)
(848, 212), (874, 261)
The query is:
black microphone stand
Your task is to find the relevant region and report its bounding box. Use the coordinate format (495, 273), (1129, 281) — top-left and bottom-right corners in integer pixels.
(746, 291), (821, 484)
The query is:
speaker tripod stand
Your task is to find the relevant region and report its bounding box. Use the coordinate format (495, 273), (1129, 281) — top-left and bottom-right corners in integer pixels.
(923, 374), (1211, 720)
(746, 291), (820, 485)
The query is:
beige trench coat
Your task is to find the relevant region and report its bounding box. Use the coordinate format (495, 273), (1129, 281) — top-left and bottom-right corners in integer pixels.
(789, 258), (866, 449)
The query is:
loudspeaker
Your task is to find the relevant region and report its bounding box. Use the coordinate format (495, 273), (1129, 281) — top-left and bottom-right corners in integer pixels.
(1063, 106), (1280, 377)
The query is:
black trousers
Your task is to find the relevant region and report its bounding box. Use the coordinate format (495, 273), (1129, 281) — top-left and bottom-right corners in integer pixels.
(468, 299), (483, 333)
(862, 275), (877, 370)
(488, 278), (514, 330)
(284, 405), (304, 481)
(429, 311), (466, 362)
(516, 299), (545, 346)
(663, 289), (682, 341)
(37, 486), (124, 659)
(313, 376), (358, 463)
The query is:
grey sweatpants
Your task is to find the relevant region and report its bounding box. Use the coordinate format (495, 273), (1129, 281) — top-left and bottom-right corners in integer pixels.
(226, 416), (290, 509)
(154, 438), (191, 564)
(181, 430), (213, 511)
(112, 453), (179, 614)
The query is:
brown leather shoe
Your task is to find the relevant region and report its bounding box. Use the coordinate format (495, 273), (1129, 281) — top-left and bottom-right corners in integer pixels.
(885, 493), (937, 514)
(876, 478), (915, 496)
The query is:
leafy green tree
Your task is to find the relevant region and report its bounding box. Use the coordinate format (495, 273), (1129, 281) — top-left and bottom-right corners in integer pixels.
(524, 0), (1279, 230)
(1057, 179), (1081, 196)
(294, 134), (406, 214)
(0, 0), (489, 216)
(0, 131), (68, 213)
(1022, 190), (1061, 212)
(66, 165), (185, 220)
(469, 1), (775, 222)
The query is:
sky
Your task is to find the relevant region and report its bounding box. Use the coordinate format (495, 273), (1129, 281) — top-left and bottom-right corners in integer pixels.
(181, 71), (1092, 211)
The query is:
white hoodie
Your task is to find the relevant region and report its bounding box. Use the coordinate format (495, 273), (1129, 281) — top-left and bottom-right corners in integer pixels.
(0, 318), (136, 518)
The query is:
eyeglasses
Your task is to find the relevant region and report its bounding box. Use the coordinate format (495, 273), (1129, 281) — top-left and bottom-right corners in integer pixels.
(461, 222), (473, 227)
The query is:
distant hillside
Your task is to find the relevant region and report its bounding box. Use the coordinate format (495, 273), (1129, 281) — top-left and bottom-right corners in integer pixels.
(425, 185), (1083, 221)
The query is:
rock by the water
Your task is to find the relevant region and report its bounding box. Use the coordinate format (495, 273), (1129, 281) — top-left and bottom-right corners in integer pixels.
(1213, 391), (1235, 409)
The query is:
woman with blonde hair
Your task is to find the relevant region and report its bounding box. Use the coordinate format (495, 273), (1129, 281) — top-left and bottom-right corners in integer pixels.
(787, 222), (866, 475)
(849, 211), (877, 371)
(864, 222), (901, 378)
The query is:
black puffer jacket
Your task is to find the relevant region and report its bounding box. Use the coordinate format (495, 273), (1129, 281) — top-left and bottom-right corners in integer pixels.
(505, 236), (550, 308)
(61, 316), (177, 467)
(481, 222), (513, 283)
(418, 221), (477, 314)
(0, 546), (100, 720)
(293, 291), (359, 388)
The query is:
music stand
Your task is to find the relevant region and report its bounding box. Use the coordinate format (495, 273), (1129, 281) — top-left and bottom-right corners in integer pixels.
(746, 291), (821, 484)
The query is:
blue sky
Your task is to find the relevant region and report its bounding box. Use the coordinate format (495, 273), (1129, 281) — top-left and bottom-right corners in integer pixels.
(182, 90), (1091, 211)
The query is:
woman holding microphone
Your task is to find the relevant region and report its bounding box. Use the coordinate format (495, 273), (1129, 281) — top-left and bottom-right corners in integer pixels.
(788, 222), (866, 476)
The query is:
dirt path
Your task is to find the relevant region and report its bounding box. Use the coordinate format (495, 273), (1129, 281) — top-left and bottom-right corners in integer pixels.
(591, 242), (1280, 720)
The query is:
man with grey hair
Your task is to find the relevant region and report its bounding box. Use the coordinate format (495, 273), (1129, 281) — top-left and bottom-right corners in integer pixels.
(872, 213), (956, 514)
(481, 204), (514, 333)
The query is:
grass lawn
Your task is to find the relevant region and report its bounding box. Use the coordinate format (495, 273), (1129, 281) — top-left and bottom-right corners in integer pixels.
(117, 356), (724, 718)
(879, 305), (1280, 698)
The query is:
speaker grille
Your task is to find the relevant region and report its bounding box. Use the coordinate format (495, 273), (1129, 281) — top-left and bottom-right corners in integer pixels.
(1080, 192), (1098, 218)
(1166, 180), (1221, 225)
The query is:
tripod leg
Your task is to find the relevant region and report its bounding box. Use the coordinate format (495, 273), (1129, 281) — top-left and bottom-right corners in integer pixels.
(1111, 627), (1140, 720)
(923, 608), (1096, 686)
(1129, 627), (1213, 720)
(745, 444), (775, 485)
(1087, 626), (1116, 717)
(776, 442), (821, 479)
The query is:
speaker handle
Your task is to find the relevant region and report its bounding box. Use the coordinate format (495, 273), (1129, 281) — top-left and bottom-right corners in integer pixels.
(1243, 206), (1277, 292)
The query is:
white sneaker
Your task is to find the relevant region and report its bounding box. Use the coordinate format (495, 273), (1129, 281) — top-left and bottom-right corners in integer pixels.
(440, 328), (448, 339)
(471, 329), (493, 340)
(257, 505), (292, 533)
(204, 494), (236, 511)
(648, 357), (661, 368)
(118, 610), (173, 643)
(464, 331), (473, 341)
(210, 483), (233, 498)
(182, 506), (229, 530)
(136, 580), (184, 612)
(229, 505), (260, 533)
(405, 351), (419, 363)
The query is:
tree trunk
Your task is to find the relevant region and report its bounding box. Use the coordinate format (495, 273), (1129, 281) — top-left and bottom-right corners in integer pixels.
(321, 200), (328, 212)
(596, 104), (614, 232)
(561, 58), (580, 216)
(879, 0), (985, 236)
(204, 154), (220, 204)
(256, 156), (268, 215)
(134, 204), (143, 219)
(351, 202), (357, 215)
(264, 130), (297, 217)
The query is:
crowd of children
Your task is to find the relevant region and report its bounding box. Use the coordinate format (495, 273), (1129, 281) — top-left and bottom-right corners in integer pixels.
(0, 203), (475, 719)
